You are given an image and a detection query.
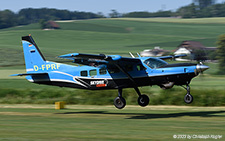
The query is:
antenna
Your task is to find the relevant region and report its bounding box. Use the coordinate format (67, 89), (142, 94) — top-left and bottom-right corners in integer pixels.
(129, 52), (135, 58)
(136, 53), (141, 58)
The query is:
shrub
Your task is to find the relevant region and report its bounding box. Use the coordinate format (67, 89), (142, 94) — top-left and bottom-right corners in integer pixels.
(0, 88), (224, 106)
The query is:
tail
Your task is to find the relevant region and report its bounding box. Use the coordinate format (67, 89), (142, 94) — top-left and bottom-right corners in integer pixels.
(12, 35), (62, 83)
(22, 35), (46, 72)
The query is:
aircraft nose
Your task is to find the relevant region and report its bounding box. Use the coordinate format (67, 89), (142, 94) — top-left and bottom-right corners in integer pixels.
(196, 64), (209, 73)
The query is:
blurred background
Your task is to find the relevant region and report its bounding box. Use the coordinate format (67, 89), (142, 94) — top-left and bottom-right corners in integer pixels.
(1, 1), (225, 140)
(0, 0), (225, 106)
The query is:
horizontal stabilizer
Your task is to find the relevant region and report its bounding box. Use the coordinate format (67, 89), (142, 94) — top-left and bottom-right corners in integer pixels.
(158, 54), (187, 60)
(11, 72), (48, 76)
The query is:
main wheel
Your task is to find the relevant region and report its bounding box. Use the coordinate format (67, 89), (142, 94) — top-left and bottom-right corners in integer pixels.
(138, 94), (149, 107)
(184, 94), (193, 104)
(114, 97), (126, 109)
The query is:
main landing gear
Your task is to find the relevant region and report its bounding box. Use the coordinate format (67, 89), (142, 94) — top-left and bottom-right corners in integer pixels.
(181, 84), (193, 104)
(114, 88), (149, 109)
(114, 89), (126, 109)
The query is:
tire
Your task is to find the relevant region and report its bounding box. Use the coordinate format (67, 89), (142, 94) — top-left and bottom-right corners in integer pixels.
(114, 97), (126, 109)
(184, 94), (193, 104)
(137, 94), (149, 107)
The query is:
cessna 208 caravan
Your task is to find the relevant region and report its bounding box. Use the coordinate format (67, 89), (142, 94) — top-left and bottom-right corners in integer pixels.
(12, 35), (209, 109)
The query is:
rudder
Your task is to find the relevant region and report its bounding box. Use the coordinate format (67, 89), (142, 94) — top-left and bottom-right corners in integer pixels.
(22, 35), (46, 72)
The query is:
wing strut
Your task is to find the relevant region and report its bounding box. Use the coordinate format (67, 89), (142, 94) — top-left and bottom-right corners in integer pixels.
(112, 62), (141, 96)
(112, 62), (150, 108)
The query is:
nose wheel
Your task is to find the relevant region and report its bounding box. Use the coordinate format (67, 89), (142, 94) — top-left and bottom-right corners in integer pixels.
(184, 94), (193, 104)
(182, 84), (194, 104)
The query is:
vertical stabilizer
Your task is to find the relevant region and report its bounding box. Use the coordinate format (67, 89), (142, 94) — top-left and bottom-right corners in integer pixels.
(22, 35), (46, 72)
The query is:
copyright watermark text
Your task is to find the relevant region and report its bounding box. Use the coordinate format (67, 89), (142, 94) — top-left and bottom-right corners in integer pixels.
(173, 134), (222, 139)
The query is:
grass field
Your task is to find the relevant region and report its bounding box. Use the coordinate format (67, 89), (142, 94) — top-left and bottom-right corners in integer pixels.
(114, 17), (225, 24)
(0, 105), (224, 140)
(0, 17), (225, 140)
(0, 17), (224, 103)
(1, 17), (225, 66)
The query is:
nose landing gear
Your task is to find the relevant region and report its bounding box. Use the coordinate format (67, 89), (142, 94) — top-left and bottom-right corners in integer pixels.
(181, 84), (193, 104)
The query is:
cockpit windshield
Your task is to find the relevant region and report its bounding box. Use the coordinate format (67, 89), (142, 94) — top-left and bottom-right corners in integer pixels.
(144, 58), (168, 69)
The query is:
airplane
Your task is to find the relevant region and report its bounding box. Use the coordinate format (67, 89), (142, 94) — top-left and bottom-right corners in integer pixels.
(12, 35), (209, 109)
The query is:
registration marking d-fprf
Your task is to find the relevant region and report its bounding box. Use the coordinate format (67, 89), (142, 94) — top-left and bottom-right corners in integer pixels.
(34, 64), (60, 71)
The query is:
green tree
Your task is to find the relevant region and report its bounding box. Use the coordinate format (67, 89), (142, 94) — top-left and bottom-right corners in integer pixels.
(109, 9), (121, 18)
(192, 49), (207, 62)
(216, 34), (225, 75)
(193, 0), (216, 9)
(0, 10), (16, 29)
(39, 19), (47, 29)
(176, 3), (198, 18)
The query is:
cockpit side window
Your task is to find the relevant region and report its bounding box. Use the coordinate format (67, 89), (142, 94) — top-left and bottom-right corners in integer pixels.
(144, 58), (167, 69)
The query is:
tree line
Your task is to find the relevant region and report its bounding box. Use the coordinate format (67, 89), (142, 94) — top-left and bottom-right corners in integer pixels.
(0, 8), (104, 29)
(0, 1), (225, 29)
(123, 1), (225, 18)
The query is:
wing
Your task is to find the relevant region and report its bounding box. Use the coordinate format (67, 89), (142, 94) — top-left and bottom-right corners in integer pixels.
(59, 53), (146, 89)
(59, 53), (107, 60)
(158, 54), (187, 60)
(58, 53), (141, 66)
(58, 53), (107, 66)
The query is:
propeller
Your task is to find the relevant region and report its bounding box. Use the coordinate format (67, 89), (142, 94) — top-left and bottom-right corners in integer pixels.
(195, 62), (209, 80)
(196, 62), (209, 74)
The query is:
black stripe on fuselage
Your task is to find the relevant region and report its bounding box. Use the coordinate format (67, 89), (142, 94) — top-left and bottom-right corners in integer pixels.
(32, 72), (197, 90)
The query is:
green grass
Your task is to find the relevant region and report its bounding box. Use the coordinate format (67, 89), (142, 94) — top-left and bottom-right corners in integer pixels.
(0, 105), (224, 140)
(0, 76), (224, 106)
(0, 18), (224, 140)
(115, 17), (225, 24)
(57, 22), (130, 33)
(0, 17), (224, 105)
(1, 18), (225, 66)
(0, 18), (224, 139)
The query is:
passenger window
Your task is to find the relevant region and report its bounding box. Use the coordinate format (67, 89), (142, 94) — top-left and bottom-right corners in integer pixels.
(137, 65), (145, 71)
(108, 68), (120, 73)
(81, 71), (88, 76)
(100, 68), (107, 75)
(89, 69), (97, 76)
(125, 64), (133, 72)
